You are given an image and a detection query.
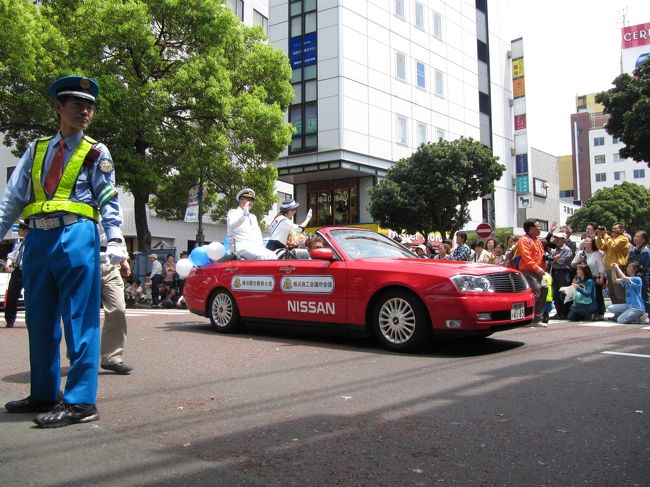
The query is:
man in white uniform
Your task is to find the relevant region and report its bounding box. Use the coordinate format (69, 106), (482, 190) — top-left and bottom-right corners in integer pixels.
(226, 188), (277, 260)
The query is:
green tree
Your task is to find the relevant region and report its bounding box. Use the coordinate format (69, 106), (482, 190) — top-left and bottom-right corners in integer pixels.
(0, 0), (293, 249)
(368, 137), (504, 240)
(566, 182), (650, 235)
(595, 58), (650, 167)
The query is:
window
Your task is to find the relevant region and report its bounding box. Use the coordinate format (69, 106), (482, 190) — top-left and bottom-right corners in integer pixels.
(593, 136), (605, 146)
(533, 178), (547, 198)
(397, 115), (408, 145)
(416, 122), (427, 146)
(614, 171), (625, 181)
(228, 0), (244, 21)
(435, 127), (445, 141)
(595, 173), (607, 182)
(612, 136), (620, 144)
(559, 189), (574, 198)
(594, 154), (606, 164)
(395, 52), (406, 81)
(613, 153), (621, 162)
(395, 0), (405, 18)
(415, 2), (425, 29)
(416, 61), (426, 88)
(434, 69), (444, 97)
(253, 9), (268, 35)
(433, 12), (442, 39)
(634, 169), (646, 179)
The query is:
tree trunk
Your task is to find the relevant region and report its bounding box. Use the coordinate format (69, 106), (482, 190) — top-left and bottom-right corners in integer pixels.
(133, 190), (152, 251)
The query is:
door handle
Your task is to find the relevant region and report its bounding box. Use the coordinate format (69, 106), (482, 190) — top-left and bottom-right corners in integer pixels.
(225, 267), (239, 272)
(279, 266), (296, 272)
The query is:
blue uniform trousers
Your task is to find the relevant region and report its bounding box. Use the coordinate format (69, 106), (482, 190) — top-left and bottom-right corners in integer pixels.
(22, 219), (100, 405)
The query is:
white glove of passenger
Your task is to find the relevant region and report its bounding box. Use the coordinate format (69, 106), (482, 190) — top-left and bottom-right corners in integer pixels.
(243, 201), (252, 215)
(106, 241), (128, 265)
(300, 208), (313, 228)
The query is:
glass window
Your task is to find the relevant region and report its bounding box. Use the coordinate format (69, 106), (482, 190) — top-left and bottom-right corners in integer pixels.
(436, 127), (445, 141)
(614, 171), (625, 181)
(434, 69), (444, 97)
(395, 0), (405, 18)
(416, 61), (426, 89)
(290, 1), (301, 16)
(397, 115), (408, 145)
(253, 9), (268, 35)
(396, 52), (406, 81)
(305, 103), (317, 134)
(433, 12), (442, 38)
(613, 153), (621, 162)
(304, 64), (317, 80)
(308, 180), (358, 226)
(593, 136), (605, 146)
(292, 84), (302, 104)
(304, 0), (316, 12)
(415, 2), (425, 29)
(634, 169), (646, 179)
(594, 154), (606, 164)
(305, 12), (317, 33)
(304, 80), (317, 102)
(290, 106), (303, 136)
(291, 16), (302, 36)
(595, 173), (607, 182)
(228, 0), (244, 21)
(291, 69), (302, 83)
(417, 122), (427, 146)
(612, 136), (619, 144)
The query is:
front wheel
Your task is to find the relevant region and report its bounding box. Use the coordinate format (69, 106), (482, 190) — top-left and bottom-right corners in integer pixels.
(208, 289), (242, 333)
(372, 290), (431, 352)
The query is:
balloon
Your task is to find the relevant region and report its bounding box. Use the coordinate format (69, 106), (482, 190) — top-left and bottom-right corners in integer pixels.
(189, 246), (210, 267)
(175, 258), (194, 279)
(206, 241), (225, 261)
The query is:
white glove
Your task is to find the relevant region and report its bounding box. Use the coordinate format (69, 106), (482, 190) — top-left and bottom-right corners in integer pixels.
(300, 208), (313, 228)
(106, 241), (127, 265)
(243, 201), (252, 215)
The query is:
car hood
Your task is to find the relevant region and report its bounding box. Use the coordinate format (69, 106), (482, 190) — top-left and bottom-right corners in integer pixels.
(351, 257), (513, 278)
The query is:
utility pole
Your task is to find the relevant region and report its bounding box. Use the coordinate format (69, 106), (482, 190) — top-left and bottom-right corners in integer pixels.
(196, 165), (205, 245)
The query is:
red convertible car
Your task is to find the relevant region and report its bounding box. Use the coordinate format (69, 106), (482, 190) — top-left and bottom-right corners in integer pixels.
(184, 227), (535, 352)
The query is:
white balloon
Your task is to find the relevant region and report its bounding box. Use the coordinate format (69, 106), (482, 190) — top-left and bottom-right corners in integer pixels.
(206, 241), (225, 261)
(176, 258), (194, 279)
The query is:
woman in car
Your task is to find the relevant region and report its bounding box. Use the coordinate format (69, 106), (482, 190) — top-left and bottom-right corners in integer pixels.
(266, 199), (312, 252)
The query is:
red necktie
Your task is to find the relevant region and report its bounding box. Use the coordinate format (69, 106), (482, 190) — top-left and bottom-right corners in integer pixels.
(44, 140), (66, 195)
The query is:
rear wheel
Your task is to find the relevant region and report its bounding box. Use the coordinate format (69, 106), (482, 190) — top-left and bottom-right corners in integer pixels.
(372, 290), (431, 352)
(208, 289), (242, 333)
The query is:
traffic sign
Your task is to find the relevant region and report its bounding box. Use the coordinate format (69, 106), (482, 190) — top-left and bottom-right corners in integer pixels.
(476, 223), (492, 238)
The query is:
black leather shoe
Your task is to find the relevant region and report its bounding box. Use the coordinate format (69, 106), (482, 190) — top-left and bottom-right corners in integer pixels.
(101, 362), (133, 375)
(5, 396), (62, 413)
(33, 403), (99, 428)
(6, 321), (14, 328)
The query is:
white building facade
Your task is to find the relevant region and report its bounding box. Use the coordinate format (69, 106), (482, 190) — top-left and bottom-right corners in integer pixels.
(589, 130), (648, 193)
(270, 0), (518, 231)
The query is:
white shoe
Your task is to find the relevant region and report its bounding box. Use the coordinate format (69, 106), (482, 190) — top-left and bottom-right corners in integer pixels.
(638, 313), (649, 324)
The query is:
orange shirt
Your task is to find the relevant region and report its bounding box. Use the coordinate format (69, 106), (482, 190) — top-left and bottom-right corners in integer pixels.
(516, 234), (545, 273)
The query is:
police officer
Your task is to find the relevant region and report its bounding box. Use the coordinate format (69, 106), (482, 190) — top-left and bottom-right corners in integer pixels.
(4, 219), (28, 327)
(0, 75), (126, 428)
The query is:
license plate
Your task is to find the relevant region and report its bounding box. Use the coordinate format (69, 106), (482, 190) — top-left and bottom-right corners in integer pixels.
(511, 303), (525, 320)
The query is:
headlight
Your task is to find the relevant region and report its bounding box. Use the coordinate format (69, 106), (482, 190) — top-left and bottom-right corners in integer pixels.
(451, 275), (495, 293)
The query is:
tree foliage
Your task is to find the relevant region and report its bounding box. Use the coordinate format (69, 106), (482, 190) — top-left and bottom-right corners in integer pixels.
(595, 58), (650, 167)
(566, 181), (650, 235)
(0, 0), (293, 249)
(368, 137), (504, 240)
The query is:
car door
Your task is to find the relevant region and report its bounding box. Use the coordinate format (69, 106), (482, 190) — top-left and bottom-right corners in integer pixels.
(222, 259), (278, 319)
(274, 258), (347, 325)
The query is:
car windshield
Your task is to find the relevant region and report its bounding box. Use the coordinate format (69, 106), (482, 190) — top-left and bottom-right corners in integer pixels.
(329, 229), (417, 259)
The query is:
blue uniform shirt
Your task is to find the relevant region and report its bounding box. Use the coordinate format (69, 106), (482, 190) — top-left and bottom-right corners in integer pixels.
(0, 130), (123, 240)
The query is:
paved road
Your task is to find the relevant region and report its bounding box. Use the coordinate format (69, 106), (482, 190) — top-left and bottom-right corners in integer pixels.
(1, 309), (649, 486)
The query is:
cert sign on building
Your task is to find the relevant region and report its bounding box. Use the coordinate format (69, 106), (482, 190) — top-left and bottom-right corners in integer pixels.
(621, 22), (650, 75)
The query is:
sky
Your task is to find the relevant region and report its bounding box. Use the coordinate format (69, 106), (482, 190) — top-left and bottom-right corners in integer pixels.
(508, 0), (650, 157)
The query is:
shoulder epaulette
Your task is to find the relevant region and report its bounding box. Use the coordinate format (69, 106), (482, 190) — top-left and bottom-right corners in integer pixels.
(83, 135), (97, 144)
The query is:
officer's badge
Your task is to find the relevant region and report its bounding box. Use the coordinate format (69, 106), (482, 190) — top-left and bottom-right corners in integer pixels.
(99, 158), (114, 173)
(80, 78), (90, 90)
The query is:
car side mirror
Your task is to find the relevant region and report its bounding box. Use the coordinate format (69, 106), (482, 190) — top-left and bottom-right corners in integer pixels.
(310, 247), (335, 260)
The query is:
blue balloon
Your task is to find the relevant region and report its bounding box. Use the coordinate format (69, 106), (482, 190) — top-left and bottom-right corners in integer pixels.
(189, 246), (211, 267)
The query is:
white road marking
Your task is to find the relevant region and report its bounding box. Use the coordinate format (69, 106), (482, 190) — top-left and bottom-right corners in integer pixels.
(601, 351), (650, 359)
(579, 322), (621, 327)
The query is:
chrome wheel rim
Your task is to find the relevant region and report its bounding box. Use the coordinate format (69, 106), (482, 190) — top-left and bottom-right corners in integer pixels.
(211, 293), (233, 328)
(378, 297), (416, 344)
